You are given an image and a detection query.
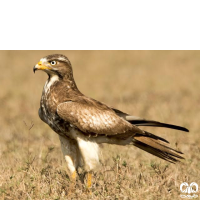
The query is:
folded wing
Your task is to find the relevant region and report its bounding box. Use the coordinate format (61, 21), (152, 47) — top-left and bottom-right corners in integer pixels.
(57, 101), (139, 136)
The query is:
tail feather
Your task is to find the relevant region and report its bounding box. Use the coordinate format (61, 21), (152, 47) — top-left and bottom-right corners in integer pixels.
(129, 119), (189, 132)
(132, 136), (184, 163)
(141, 130), (170, 143)
(112, 108), (186, 162)
(112, 108), (189, 132)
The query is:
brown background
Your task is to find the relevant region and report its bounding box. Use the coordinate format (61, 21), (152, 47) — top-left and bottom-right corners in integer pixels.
(0, 51), (199, 199)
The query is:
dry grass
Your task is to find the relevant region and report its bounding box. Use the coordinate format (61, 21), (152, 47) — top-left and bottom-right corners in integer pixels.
(0, 51), (199, 200)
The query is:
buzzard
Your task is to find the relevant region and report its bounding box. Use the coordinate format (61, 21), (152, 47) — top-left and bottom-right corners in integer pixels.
(33, 54), (188, 188)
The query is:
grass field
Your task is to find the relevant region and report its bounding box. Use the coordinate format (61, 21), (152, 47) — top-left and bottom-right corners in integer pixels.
(0, 51), (199, 200)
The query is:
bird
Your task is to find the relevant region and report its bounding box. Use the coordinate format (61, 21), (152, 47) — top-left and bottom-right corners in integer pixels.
(33, 54), (189, 189)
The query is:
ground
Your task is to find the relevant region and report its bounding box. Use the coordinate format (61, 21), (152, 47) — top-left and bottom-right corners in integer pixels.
(0, 51), (199, 200)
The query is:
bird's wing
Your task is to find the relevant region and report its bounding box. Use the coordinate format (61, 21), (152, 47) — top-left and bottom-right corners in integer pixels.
(57, 101), (185, 162)
(112, 108), (189, 132)
(57, 100), (139, 136)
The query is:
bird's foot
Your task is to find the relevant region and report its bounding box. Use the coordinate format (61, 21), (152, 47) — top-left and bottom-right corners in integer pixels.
(71, 171), (76, 181)
(86, 172), (92, 194)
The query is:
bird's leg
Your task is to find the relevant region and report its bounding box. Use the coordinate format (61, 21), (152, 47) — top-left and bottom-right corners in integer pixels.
(87, 172), (92, 189)
(59, 136), (78, 183)
(71, 170), (77, 182)
(85, 171), (92, 194)
(75, 135), (100, 193)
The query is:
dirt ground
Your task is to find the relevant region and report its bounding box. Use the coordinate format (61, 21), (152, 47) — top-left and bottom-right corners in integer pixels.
(0, 51), (199, 199)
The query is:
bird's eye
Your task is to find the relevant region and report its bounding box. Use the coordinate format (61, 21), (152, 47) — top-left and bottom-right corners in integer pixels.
(50, 61), (57, 65)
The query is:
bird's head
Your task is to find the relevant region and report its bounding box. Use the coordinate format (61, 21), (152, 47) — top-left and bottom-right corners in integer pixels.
(33, 54), (73, 79)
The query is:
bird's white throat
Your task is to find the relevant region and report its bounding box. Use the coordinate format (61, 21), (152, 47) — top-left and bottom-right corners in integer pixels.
(44, 75), (59, 93)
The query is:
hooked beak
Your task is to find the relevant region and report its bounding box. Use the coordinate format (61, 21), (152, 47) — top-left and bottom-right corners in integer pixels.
(33, 61), (51, 73)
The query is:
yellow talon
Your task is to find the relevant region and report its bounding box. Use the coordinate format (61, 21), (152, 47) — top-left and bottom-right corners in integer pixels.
(71, 171), (76, 181)
(87, 172), (92, 189)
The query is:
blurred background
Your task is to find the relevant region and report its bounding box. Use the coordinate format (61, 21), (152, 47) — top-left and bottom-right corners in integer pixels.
(0, 51), (199, 199)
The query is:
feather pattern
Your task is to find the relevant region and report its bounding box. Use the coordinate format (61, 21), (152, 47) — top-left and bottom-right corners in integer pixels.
(34, 53), (189, 178)
(57, 100), (140, 136)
